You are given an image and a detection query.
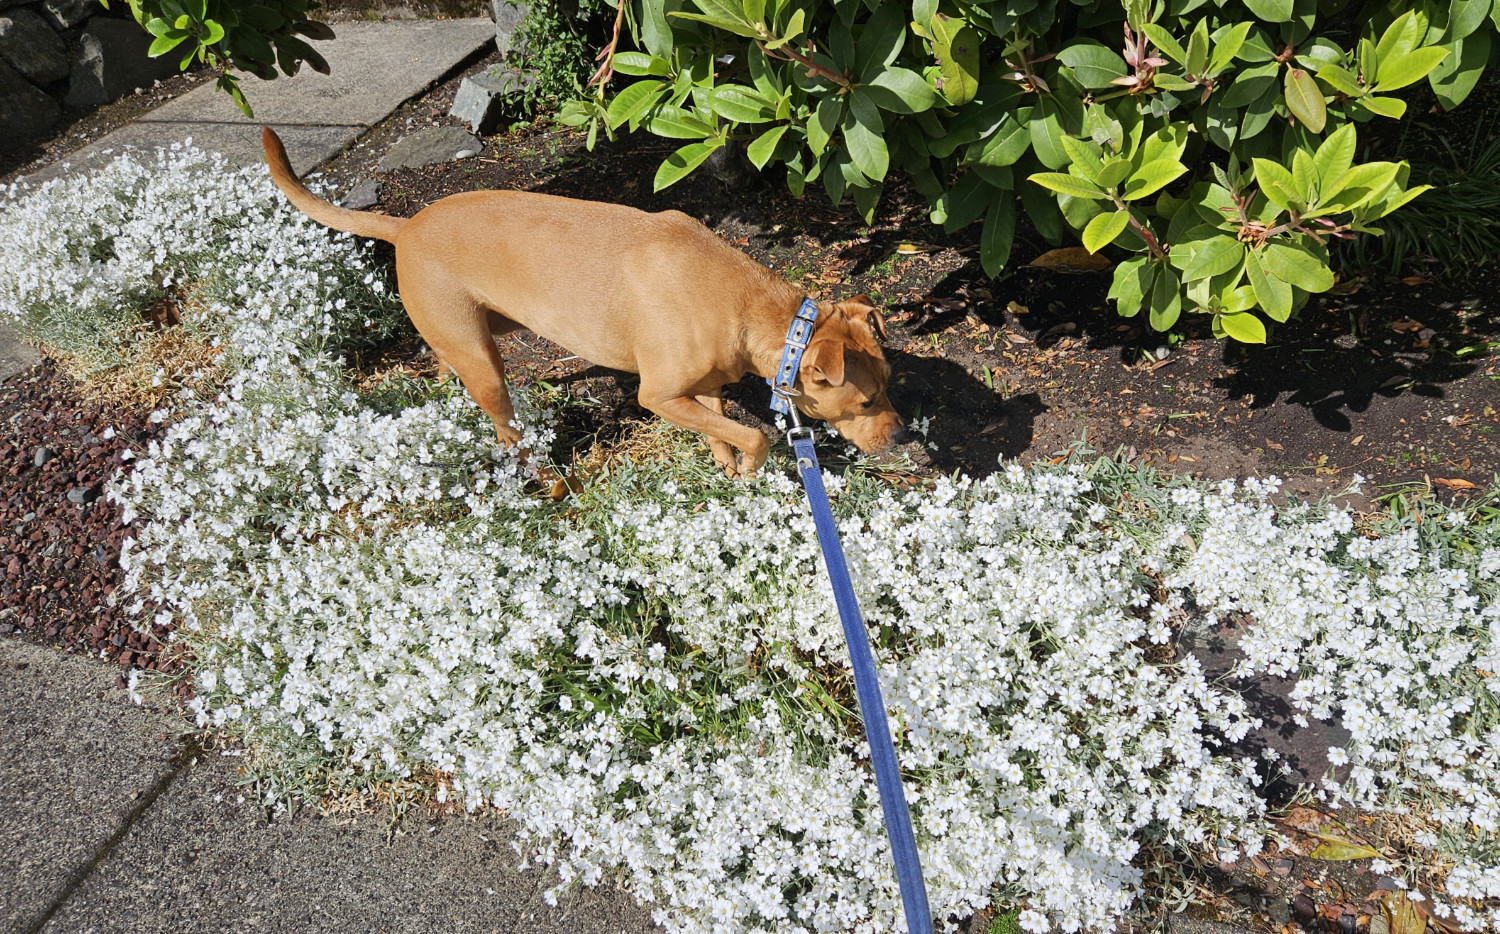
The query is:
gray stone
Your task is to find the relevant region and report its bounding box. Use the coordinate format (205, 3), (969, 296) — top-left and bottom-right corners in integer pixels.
(66, 484), (100, 504)
(377, 125), (482, 172)
(339, 177), (381, 210)
(0, 8), (71, 85)
(491, 0), (528, 58)
(65, 16), (181, 108)
(448, 65), (534, 134)
(0, 56), (59, 150)
(33, 446), (54, 467)
(0, 321), (40, 379)
(40, 0), (97, 28)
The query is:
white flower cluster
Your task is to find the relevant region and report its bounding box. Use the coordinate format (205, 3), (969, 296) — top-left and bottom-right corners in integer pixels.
(4, 149), (1497, 933)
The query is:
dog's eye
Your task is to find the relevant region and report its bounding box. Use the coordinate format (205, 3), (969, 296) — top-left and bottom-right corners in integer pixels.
(861, 398), (876, 410)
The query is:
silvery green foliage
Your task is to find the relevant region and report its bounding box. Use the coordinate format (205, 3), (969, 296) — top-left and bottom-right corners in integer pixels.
(2, 149), (1498, 932)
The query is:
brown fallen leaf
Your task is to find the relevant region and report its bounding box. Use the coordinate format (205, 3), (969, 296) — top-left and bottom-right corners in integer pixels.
(1281, 805), (1327, 832)
(1266, 438), (1285, 451)
(1027, 247), (1112, 272)
(896, 241), (943, 254)
(979, 419), (1009, 435)
(1433, 477), (1477, 490)
(1351, 435), (1363, 445)
(1006, 300), (1031, 315)
(1382, 891), (1426, 934)
(1400, 275), (1431, 286)
(1391, 317), (1425, 333)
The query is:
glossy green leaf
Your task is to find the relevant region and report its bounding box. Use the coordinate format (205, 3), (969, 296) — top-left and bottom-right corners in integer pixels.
(1057, 42), (1129, 88)
(1263, 242), (1335, 292)
(612, 52), (672, 76)
(1360, 96), (1408, 118)
(980, 195), (1016, 277)
(929, 13), (980, 105)
(1246, 248), (1293, 321)
(1060, 135), (1104, 184)
(653, 138), (724, 191)
(1429, 30), (1491, 109)
(807, 98), (842, 156)
(747, 125), (787, 169)
(1182, 236), (1245, 281)
(1377, 46), (1451, 90)
(708, 85), (776, 123)
(1029, 172), (1108, 200)
(1313, 124), (1356, 190)
(607, 80), (666, 129)
(1108, 255), (1157, 317)
(1284, 68), (1327, 132)
(844, 90), (889, 180)
(1082, 209), (1131, 253)
(1243, 0), (1293, 21)
(1150, 266), (1183, 331)
(1217, 311), (1267, 342)
(1123, 159), (1187, 200)
(864, 66), (940, 113)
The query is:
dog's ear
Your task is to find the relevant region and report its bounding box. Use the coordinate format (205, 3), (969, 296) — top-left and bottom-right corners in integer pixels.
(802, 338), (846, 386)
(841, 294), (886, 341)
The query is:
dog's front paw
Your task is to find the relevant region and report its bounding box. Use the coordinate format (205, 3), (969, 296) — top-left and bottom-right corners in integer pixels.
(734, 438), (770, 480)
(495, 426), (524, 448)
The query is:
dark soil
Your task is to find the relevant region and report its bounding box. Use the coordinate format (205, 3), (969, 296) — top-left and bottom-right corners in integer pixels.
(318, 105), (1500, 506)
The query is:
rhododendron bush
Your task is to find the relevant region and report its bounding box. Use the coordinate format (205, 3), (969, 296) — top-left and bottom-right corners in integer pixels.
(3, 148), (1497, 933)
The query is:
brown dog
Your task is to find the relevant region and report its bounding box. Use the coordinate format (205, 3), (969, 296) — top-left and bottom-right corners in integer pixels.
(261, 127), (904, 477)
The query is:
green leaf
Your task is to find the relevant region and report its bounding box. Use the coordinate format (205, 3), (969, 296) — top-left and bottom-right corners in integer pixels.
(1253, 157), (1301, 210)
(1123, 159), (1187, 201)
(653, 138), (724, 191)
(1028, 99), (1069, 169)
(807, 98), (842, 156)
(1056, 42), (1129, 88)
(1246, 248), (1293, 321)
(148, 33), (188, 56)
(1028, 172), (1108, 200)
(851, 183), (881, 224)
(1150, 266), (1183, 331)
(1217, 311), (1267, 342)
(708, 85), (776, 123)
(742, 0), (764, 26)
(853, 2), (904, 79)
(1142, 24), (1187, 66)
(1208, 21), (1255, 73)
(1219, 61), (1280, 108)
(1377, 47), (1451, 90)
(1060, 135), (1104, 184)
(1097, 157), (1133, 189)
(928, 13), (980, 105)
(641, 105), (717, 138)
(1284, 68), (1327, 132)
(668, 10), (762, 37)
(1182, 236), (1245, 281)
(1108, 255), (1157, 317)
(974, 113), (1032, 166)
(980, 195), (1016, 277)
(1447, 0), (1492, 40)
(612, 52), (671, 76)
(1308, 833), (1381, 861)
(1359, 96), (1407, 118)
(941, 172), (994, 232)
(844, 89), (889, 180)
(1375, 11), (1422, 66)
(1325, 161), (1401, 209)
(1082, 209), (1131, 253)
(607, 80), (665, 129)
(1291, 148), (1317, 202)
(1263, 242), (1334, 292)
(1186, 19), (1209, 76)
(1313, 124), (1356, 190)
(1243, 0), (1293, 20)
(863, 66), (939, 113)
(747, 125), (788, 168)
(1317, 64), (1365, 96)
(1429, 30), (1491, 109)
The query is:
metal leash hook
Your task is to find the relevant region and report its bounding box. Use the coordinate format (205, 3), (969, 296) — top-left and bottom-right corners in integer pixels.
(774, 385), (934, 934)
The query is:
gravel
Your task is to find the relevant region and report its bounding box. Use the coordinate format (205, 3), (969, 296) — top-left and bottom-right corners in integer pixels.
(0, 360), (180, 689)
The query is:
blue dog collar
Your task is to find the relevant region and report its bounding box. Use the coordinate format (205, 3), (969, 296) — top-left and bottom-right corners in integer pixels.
(768, 298), (820, 415)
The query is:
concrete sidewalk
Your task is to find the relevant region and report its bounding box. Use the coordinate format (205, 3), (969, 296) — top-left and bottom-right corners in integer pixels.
(23, 17), (494, 182)
(0, 639), (654, 934)
(2, 18), (654, 934)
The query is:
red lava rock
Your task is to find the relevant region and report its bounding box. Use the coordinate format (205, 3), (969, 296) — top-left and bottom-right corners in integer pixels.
(0, 361), (178, 682)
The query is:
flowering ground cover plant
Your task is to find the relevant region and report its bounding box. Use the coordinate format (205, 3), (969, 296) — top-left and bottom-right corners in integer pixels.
(3, 148), (1499, 932)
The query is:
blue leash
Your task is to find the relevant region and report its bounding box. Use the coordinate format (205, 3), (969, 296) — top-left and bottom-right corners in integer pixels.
(771, 299), (933, 934)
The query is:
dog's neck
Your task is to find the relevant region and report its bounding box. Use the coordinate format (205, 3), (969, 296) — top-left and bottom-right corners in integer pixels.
(744, 290), (817, 383)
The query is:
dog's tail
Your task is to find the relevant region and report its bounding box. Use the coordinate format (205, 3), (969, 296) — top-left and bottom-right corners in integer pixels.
(261, 127), (407, 243)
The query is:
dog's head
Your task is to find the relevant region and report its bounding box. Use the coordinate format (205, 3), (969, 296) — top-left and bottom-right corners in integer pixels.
(794, 295), (906, 453)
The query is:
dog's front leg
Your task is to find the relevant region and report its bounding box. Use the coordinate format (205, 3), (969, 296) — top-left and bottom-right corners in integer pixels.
(694, 392), (741, 476)
(642, 391), (770, 479)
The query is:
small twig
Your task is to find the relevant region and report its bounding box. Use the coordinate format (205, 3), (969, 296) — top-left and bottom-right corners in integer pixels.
(757, 39), (850, 87)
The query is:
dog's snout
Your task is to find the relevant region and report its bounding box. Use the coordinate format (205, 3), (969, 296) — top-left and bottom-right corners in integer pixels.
(890, 424), (909, 446)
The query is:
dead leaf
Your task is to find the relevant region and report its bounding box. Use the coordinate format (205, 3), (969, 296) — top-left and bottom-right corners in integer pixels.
(1400, 276), (1431, 286)
(1178, 455), (1197, 463)
(895, 241), (943, 255)
(1391, 317), (1425, 333)
(1151, 358), (1176, 370)
(1006, 301), (1031, 315)
(1281, 806), (1327, 832)
(1309, 831), (1381, 861)
(980, 419), (1009, 436)
(1350, 435), (1363, 446)
(1027, 247), (1112, 273)
(1433, 477), (1476, 490)
(1266, 439), (1285, 451)
(1382, 891), (1426, 934)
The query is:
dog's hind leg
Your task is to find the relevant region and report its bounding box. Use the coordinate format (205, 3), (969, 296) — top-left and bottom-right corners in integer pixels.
(397, 266), (523, 447)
